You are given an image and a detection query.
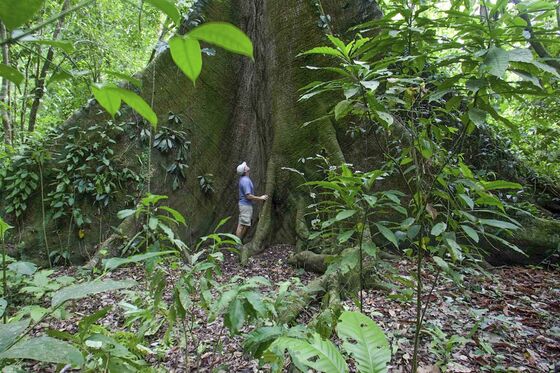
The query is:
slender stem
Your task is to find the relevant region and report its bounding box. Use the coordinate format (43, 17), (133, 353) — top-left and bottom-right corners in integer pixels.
(0, 0), (95, 46)
(39, 163), (51, 267)
(419, 269), (441, 328)
(411, 231), (425, 373)
(2, 237), (7, 323)
(357, 208), (369, 313)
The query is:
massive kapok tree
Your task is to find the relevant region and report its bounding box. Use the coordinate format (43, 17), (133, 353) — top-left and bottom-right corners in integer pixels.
(6, 0), (560, 270)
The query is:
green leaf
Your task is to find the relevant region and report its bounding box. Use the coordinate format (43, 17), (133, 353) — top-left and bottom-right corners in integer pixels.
(169, 35), (202, 84)
(0, 319), (30, 353)
(375, 223), (398, 248)
(461, 225), (479, 243)
(444, 238), (463, 262)
(508, 48), (533, 63)
(188, 22), (253, 58)
(468, 108), (487, 127)
(103, 251), (176, 271)
(148, 216), (158, 230)
(226, 298), (245, 333)
(334, 100), (352, 121)
(243, 326), (285, 357)
(116, 209), (136, 219)
(102, 70), (142, 88)
(481, 180), (522, 190)
(111, 87), (158, 128)
(145, 0), (181, 26)
(432, 256), (450, 272)
(0, 336), (84, 367)
(52, 279), (137, 307)
(335, 209), (356, 221)
(7, 261), (37, 276)
(338, 229), (355, 243)
(479, 219), (518, 230)
(0, 0), (43, 30)
(361, 80), (380, 91)
(300, 46), (344, 58)
(483, 46), (509, 78)
(291, 334), (349, 373)
(0, 217), (12, 238)
(336, 311), (390, 373)
(376, 111), (394, 126)
(244, 292), (267, 317)
(91, 84), (121, 117)
(28, 40), (74, 54)
(430, 222), (447, 237)
(458, 193), (474, 209)
(158, 206), (186, 225)
(531, 61), (560, 78)
(0, 64), (24, 86)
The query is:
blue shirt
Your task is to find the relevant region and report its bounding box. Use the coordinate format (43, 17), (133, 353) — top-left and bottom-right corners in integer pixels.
(239, 176), (254, 205)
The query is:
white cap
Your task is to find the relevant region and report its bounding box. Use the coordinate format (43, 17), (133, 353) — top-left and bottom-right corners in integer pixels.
(236, 162), (248, 175)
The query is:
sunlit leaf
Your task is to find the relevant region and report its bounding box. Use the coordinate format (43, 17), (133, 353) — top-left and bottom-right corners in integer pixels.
(0, 64), (24, 86)
(145, 0), (181, 26)
(169, 35), (202, 84)
(0, 0), (43, 30)
(189, 22), (253, 58)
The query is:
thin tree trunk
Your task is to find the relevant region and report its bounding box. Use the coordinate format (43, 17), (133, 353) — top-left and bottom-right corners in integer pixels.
(147, 16), (170, 64)
(0, 22), (13, 144)
(27, 0), (71, 132)
(511, 0), (560, 72)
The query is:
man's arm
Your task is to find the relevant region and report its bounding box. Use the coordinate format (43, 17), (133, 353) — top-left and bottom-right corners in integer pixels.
(246, 193), (268, 201)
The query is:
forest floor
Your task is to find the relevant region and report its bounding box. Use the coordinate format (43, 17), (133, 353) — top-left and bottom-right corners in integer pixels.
(32, 245), (559, 372)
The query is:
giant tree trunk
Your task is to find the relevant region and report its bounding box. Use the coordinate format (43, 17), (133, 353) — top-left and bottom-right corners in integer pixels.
(8, 0), (560, 265)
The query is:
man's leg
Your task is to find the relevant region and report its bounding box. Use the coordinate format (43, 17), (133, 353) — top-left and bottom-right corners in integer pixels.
(235, 224), (245, 240)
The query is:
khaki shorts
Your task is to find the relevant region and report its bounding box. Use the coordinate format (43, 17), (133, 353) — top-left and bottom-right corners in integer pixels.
(239, 204), (253, 226)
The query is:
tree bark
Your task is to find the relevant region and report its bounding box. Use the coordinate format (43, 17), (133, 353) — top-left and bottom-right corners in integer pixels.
(0, 21), (12, 144)
(27, 0), (71, 132)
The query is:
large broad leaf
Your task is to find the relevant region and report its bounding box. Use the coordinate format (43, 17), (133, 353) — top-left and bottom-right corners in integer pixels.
(430, 222), (447, 237)
(145, 0), (181, 26)
(169, 35), (202, 84)
(290, 334), (349, 373)
(508, 48), (533, 63)
(27, 40), (74, 54)
(0, 319), (30, 353)
(479, 219), (518, 230)
(335, 209), (357, 221)
(481, 180), (522, 190)
(103, 251), (177, 271)
(51, 279), (137, 307)
(483, 46), (509, 78)
(0, 336), (83, 367)
(0, 64), (24, 87)
(375, 223), (398, 248)
(336, 311), (391, 373)
(188, 22), (253, 58)
(468, 108), (487, 127)
(243, 326), (285, 357)
(7, 261), (37, 276)
(91, 84), (121, 117)
(0, 0), (43, 30)
(300, 46), (344, 58)
(111, 87), (158, 128)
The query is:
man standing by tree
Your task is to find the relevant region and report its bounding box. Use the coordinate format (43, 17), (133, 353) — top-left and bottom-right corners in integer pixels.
(235, 162), (268, 241)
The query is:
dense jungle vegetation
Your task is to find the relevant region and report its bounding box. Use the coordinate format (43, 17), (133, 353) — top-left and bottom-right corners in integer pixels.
(0, 0), (559, 372)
